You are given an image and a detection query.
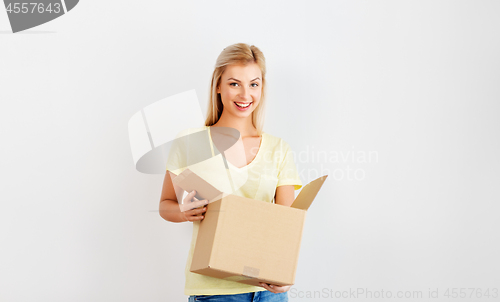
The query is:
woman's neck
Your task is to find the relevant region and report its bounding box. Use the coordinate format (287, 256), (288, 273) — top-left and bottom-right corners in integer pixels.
(212, 112), (259, 137)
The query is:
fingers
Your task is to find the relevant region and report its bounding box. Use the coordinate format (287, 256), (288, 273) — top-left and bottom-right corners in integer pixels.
(180, 199), (208, 212)
(187, 205), (208, 216)
(179, 190), (210, 222)
(180, 190), (208, 211)
(259, 282), (277, 293)
(183, 190), (197, 203)
(183, 209), (206, 222)
(258, 283), (289, 294)
(190, 198), (209, 210)
(181, 200), (209, 222)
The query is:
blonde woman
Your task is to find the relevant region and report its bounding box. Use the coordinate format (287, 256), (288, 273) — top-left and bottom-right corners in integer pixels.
(159, 43), (302, 301)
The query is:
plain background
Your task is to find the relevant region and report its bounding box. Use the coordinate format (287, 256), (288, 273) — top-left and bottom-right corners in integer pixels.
(1, 1), (499, 301)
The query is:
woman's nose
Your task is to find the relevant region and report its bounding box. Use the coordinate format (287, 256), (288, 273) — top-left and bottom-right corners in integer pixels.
(239, 86), (250, 100)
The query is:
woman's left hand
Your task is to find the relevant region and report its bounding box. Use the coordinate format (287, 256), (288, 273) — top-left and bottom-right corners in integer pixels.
(258, 282), (291, 293)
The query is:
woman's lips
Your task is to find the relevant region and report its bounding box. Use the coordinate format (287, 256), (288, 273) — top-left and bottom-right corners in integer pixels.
(234, 101), (253, 111)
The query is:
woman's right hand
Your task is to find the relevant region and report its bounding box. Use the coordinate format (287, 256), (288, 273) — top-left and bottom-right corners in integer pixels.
(179, 190), (209, 222)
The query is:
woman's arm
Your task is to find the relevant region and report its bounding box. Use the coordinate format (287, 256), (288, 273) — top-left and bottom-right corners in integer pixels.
(274, 185), (295, 207)
(159, 171), (208, 223)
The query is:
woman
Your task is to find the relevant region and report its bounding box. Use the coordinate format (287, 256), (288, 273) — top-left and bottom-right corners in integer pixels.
(159, 43), (302, 301)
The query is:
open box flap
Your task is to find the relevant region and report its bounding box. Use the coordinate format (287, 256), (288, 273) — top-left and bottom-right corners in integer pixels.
(290, 175), (328, 210)
(172, 168), (223, 202)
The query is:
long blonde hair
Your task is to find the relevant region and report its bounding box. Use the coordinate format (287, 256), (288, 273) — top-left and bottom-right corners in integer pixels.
(205, 43), (267, 135)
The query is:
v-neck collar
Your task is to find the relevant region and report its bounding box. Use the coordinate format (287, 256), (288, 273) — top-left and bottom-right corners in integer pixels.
(207, 126), (265, 171)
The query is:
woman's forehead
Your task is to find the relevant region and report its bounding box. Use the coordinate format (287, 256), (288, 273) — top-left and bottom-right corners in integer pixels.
(223, 63), (262, 80)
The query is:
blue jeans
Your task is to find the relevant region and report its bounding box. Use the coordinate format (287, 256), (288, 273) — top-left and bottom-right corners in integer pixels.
(188, 290), (288, 302)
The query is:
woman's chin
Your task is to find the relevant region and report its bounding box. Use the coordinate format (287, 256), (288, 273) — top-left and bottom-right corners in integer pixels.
(231, 110), (254, 119)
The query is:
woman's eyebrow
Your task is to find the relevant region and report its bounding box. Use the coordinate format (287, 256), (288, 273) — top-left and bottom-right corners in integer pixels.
(227, 77), (261, 82)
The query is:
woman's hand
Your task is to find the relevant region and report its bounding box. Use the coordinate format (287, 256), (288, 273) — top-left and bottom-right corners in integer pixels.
(179, 190), (209, 222)
(258, 282), (291, 294)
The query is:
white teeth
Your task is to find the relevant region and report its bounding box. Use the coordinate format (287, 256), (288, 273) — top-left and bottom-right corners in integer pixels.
(235, 102), (251, 108)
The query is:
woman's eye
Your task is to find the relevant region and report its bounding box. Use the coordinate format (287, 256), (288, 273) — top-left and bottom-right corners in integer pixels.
(229, 82), (258, 87)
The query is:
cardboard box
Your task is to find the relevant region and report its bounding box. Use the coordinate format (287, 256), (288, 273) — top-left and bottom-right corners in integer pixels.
(173, 168), (328, 287)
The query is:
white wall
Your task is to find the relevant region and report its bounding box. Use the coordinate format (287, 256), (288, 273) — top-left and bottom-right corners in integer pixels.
(1, 1), (499, 301)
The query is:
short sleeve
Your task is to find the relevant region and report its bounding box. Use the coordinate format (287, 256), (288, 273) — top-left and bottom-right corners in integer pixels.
(165, 126), (212, 176)
(277, 141), (302, 190)
(165, 129), (191, 176)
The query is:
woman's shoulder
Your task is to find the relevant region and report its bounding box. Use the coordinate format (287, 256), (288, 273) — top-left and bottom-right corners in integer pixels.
(263, 132), (292, 150)
(174, 126), (208, 138)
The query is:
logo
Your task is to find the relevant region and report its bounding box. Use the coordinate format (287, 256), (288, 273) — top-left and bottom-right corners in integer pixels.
(3, 0), (79, 33)
(127, 90), (249, 207)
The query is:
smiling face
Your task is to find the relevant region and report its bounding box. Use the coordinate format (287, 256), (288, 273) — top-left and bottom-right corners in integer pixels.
(217, 62), (263, 120)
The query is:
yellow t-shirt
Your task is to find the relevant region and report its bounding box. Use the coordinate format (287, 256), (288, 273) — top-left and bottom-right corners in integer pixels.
(165, 126), (302, 296)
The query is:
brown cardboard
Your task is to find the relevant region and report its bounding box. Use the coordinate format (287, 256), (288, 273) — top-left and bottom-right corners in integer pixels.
(172, 169), (224, 212)
(291, 175), (328, 210)
(173, 168), (328, 287)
